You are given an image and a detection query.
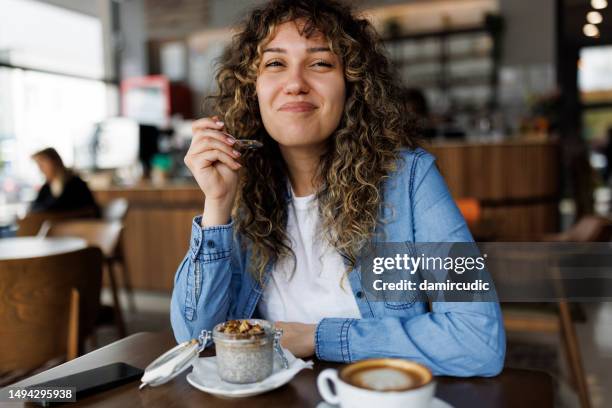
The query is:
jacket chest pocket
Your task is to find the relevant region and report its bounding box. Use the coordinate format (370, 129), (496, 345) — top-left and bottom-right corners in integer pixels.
(384, 291), (417, 310)
(382, 241), (420, 310)
(377, 267), (418, 310)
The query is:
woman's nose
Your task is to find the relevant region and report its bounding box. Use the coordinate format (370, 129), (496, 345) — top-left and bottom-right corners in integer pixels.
(283, 68), (309, 95)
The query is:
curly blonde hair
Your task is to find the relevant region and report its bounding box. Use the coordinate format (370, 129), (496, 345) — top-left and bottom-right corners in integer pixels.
(206, 0), (419, 283)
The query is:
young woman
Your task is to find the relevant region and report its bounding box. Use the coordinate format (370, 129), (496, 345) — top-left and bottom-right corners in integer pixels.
(171, 0), (505, 377)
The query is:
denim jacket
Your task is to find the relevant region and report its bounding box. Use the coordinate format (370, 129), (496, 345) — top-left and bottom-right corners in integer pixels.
(170, 148), (506, 377)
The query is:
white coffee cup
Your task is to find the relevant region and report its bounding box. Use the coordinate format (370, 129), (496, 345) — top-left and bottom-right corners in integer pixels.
(317, 358), (435, 408)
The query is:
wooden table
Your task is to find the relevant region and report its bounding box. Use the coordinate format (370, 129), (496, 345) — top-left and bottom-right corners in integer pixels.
(0, 237), (87, 260)
(5, 331), (554, 407)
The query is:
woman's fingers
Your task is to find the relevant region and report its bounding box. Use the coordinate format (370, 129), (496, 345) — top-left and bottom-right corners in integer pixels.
(192, 117), (224, 132)
(192, 149), (242, 171)
(191, 132), (240, 158)
(192, 126), (236, 146)
(186, 116), (242, 171)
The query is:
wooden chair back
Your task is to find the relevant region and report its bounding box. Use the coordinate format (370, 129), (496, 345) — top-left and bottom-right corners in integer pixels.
(16, 208), (98, 237)
(543, 215), (612, 242)
(0, 247), (103, 372)
(43, 220), (129, 337)
(103, 198), (129, 222)
(43, 220), (123, 258)
(501, 216), (609, 408)
(563, 215), (612, 242)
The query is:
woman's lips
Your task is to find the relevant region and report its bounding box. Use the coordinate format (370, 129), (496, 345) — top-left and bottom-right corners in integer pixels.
(278, 102), (318, 112)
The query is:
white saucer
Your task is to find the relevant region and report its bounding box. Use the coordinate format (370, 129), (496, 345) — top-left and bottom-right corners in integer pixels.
(316, 397), (454, 408)
(187, 372), (289, 398)
(186, 349), (313, 398)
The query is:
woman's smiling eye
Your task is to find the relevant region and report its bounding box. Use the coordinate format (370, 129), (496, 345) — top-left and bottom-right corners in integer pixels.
(312, 60), (334, 68)
(263, 59), (335, 69)
(264, 60), (284, 68)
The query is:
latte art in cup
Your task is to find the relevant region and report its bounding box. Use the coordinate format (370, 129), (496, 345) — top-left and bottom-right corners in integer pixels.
(317, 358), (435, 408)
(343, 365), (425, 391)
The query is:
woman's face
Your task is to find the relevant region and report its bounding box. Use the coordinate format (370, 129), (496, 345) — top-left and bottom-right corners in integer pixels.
(255, 21), (346, 150)
(34, 156), (56, 182)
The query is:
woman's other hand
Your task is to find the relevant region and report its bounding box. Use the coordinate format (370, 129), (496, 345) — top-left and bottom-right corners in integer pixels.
(184, 116), (242, 226)
(274, 321), (316, 358)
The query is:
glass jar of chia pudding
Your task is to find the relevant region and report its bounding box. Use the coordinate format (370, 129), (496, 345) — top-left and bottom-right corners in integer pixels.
(139, 319), (288, 388)
(212, 319), (281, 384)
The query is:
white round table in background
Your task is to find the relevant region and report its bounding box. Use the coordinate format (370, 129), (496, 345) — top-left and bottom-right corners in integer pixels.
(0, 236), (88, 260)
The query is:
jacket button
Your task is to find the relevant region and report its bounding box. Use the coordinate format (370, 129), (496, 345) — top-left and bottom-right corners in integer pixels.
(206, 240), (215, 248)
(356, 291), (363, 299)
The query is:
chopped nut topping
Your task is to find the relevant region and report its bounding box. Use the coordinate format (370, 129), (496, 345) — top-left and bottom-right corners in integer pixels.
(219, 320), (265, 337)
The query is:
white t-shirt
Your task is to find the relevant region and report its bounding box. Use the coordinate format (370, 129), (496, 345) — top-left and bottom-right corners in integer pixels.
(257, 190), (361, 324)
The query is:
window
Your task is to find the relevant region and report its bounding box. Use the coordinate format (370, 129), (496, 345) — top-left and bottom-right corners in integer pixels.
(0, 0), (115, 197)
(0, 0), (104, 78)
(579, 45), (612, 104)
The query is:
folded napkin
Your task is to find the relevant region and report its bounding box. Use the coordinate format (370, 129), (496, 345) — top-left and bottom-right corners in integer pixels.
(191, 348), (313, 393)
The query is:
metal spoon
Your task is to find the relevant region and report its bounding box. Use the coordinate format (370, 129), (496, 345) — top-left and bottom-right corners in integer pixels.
(233, 139), (263, 151)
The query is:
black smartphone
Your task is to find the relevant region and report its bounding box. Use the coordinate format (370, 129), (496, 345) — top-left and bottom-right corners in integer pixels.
(28, 362), (143, 406)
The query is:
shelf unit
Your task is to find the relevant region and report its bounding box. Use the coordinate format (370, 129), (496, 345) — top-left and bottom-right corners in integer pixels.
(382, 23), (502, 115)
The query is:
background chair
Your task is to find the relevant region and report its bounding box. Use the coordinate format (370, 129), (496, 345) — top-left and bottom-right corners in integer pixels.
(501, 215), (612, 408)
(542, 215), (612, 242)
(0, 247), (103, 385)
(102, 198), (129, 223)
(101, 198), (135, 311)
(42, 220), (127, 338)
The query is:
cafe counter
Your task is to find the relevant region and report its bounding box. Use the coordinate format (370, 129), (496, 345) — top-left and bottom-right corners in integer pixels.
(95, 139), (559, 291)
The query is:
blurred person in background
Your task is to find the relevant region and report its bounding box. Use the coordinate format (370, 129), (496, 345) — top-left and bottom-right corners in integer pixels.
(30, 147), (100, 216)
(403, 87), (436, 139)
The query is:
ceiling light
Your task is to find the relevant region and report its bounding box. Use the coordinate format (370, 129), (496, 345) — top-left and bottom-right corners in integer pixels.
(591, 0), (608, 10)
(583, 23), (600, 37)
(587, 11), (603, 24)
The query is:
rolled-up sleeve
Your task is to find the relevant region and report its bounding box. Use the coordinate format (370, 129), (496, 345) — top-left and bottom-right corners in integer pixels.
(170, 216), (235, 343)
